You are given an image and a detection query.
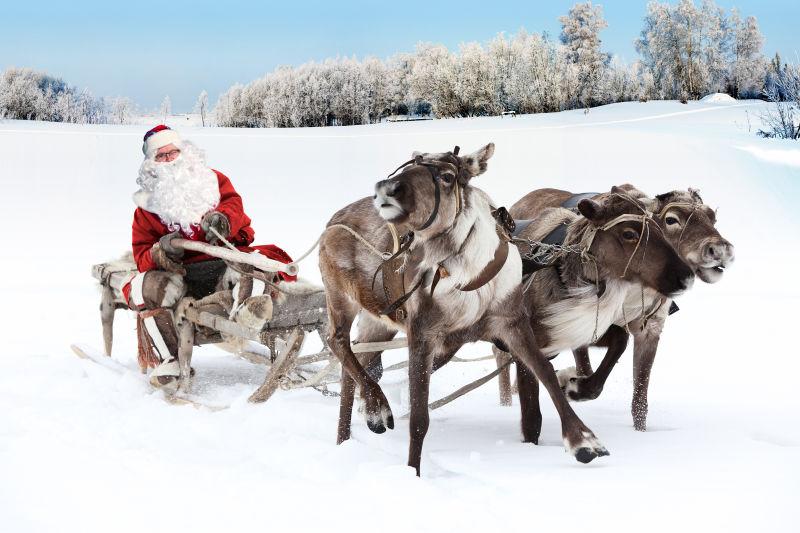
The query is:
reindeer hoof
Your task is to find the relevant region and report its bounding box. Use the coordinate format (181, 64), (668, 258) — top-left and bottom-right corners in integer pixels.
(574, 446), (610, 464)
(364, 397), (394, 434)
(566, 431), (609, 463)
(365, 413), (394, 433)
(367, 418), (387, 434)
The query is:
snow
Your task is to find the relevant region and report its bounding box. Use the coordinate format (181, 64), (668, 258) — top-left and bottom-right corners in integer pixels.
(1, 100), (798, 532)
(700, 92), (738, 104)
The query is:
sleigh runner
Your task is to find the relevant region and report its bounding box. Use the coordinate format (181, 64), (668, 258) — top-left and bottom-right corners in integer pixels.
(87, 237), (503, 409)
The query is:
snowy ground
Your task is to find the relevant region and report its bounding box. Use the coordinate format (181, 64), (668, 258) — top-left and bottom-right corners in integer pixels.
(1, 100), (798, 532)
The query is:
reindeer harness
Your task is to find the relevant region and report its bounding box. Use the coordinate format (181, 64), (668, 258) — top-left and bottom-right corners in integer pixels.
(375, 149), (510, 321)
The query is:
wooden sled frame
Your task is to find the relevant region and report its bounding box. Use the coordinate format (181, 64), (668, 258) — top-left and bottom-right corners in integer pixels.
(91, 260), (506, 410)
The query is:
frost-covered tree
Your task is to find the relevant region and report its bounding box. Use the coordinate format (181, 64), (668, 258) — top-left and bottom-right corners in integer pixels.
(110, 96), (134, 124)
(411, 43), (459, 117)
(559, 2), (609, 106)
(385, 53), (417, 115)
(636, 0), (766, 100)
(456, 42), (496, 116)
(0, 68), (66, 120)
(214, 83), (243, 127)
(0, 67), (110, 123)
(599, 57), (645, 104)
(160, 95), (171, 122)
(194, 90), (209, 126)
(759, 62), (799, 139)
(765, 53), (789, 101)
(700, 0), (731, 94)
(728, 9), (765, 98)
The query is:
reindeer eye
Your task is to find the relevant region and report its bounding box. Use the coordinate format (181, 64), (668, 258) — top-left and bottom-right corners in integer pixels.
(622, 229), (639, 241)
(665, 215), (680, 226)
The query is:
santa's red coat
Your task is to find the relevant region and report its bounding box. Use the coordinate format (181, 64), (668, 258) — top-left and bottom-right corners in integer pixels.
(131, 170), (295, 281)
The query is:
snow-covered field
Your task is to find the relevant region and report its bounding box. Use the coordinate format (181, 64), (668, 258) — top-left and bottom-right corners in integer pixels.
(1, 100), (798, 532)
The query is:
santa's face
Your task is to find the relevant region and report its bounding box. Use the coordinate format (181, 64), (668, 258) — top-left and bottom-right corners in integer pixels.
(135, 141), (220, 235)
(155, 143), (182, 163)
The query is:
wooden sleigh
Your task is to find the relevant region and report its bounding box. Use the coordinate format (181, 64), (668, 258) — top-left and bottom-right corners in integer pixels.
(89, 239), (505, 411)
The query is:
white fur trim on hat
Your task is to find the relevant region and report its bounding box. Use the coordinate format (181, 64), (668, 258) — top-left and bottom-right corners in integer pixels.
(143, 129), (182, 157)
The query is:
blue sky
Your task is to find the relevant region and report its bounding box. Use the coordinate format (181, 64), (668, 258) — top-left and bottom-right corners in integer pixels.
(2, 0), (797, 112)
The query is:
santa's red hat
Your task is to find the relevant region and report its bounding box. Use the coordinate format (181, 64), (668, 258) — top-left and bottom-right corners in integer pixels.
(142, 125), (181, 156)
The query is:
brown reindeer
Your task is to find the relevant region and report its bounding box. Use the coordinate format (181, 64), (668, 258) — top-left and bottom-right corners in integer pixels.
(319, 147), (693, 474)
(500, 185), (734, 430)
(490, 188), (696, 442)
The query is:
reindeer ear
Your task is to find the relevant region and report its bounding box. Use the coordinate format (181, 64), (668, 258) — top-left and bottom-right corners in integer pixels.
(578, 198), (605, 222)
(640, 197), (658, 212)
(655, 192), (672, 203)
(689, 188), (703, 203)
(612, 183), (644, 196)
(459, 142), (495, 179)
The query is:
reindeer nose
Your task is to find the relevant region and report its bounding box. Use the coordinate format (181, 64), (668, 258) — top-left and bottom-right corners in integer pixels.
(703, 240), (734, 263)
(375, 180), (400, 197)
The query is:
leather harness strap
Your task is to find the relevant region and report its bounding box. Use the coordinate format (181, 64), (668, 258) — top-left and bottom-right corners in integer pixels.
(418, 167), (441, 231)
(458, 227), (510, 292)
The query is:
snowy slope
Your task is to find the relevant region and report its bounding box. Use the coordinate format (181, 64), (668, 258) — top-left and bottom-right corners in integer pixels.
(0, 100), (798, 533)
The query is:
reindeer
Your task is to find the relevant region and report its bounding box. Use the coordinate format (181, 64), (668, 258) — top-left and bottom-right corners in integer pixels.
(499, 185), (734, 430)
(318, 146), (692, 474)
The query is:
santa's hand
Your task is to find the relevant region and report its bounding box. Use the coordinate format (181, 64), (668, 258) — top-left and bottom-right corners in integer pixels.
(159, 231), (184, 260)
(201, 211), (230, 242)
(151, 242), (186, 276)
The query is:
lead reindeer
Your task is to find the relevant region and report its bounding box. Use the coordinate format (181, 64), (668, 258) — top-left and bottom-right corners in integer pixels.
(499, 185), (734, 430)
(319, 145), (692, 474)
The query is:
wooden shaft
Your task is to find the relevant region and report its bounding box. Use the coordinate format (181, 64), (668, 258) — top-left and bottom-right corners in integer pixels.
(100, 285), (116, 356)
(172, 238), (299, 277)
(249, 329), (304, 403)
(350, 338), (408, 353)
(177, 320), (195, 393)
(183, 307), (261, 342)
(400, 360), (512, 419)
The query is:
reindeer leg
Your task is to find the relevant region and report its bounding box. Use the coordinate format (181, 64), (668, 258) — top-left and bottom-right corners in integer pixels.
(631, 319), (665, 431)
(494, 346), (513, 406)
(337, 370), (356, 444)
(325, 296), (393, 440)
(337, 313), (397, 444)
(564, 326), (629, 402)
(407, 320), (464, 476)
(515, 358), (541, 443)
(407, 338), (433, 476)
(573, 346), (593, 376)
(403, 316), (432, 476)
(500, 317), (608, 463)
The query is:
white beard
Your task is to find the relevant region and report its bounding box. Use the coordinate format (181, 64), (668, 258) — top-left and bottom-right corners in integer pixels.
(134, 141), (220, 235)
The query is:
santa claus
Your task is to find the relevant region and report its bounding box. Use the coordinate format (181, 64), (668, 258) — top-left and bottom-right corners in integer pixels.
(124, 125), (294, 386)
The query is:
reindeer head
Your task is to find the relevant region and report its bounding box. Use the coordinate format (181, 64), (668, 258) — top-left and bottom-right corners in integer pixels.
(372, 143), (495, 234)
(576, 188), (695, 298)
(652, 189), (734, 284)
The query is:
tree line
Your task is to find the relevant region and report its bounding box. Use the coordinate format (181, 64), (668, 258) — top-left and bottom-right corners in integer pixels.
(1, 1), (795, 128)
(215, 0), (776, 128)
